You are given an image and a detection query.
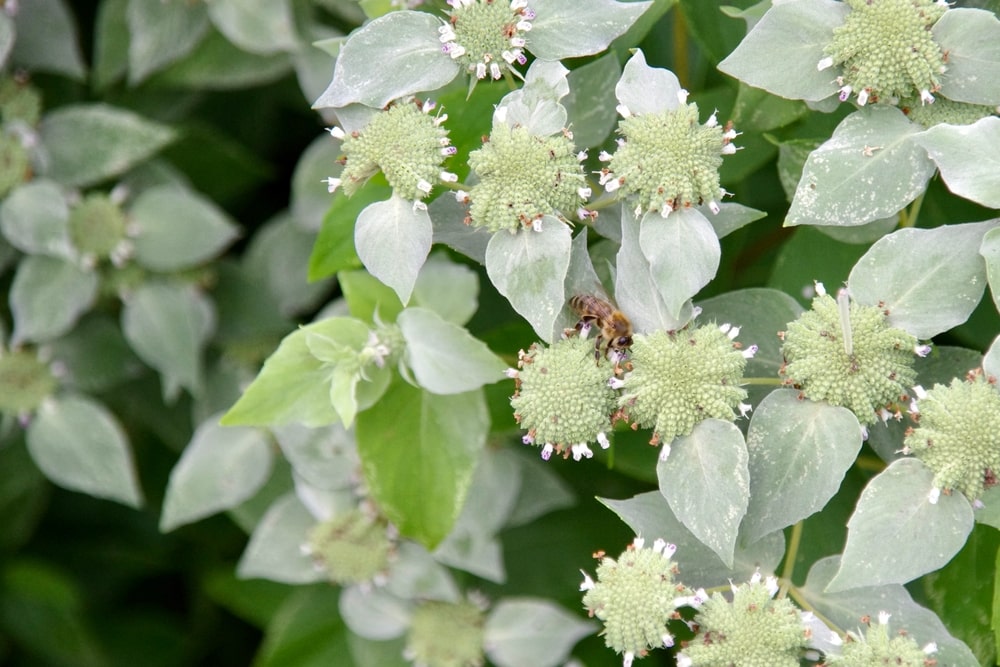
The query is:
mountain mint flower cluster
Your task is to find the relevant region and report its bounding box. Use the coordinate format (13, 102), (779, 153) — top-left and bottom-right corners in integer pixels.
(903, 368), (1000, 504)
(439, 0), (534, 83)
(676, 572), (812, 667)
(324, 98), (455, 208)
(464, 115), (588, 232)
(303, 508), (394, 585)
(404, 599), (486, 667)
(780, 285), (928, 426)
(822, 612), (937, 666)
(580, 537), (690, 666)
(600, 97), (738, 216)
(818, 0), (949, 106)
(509, 323), (754, 462)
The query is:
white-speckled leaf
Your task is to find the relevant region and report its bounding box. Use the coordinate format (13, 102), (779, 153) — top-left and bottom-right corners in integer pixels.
(527, 0), (651, 61)
(912, 116), (1000, 209)
(205, 0), (297, 55)
(10, 256), (98, 345)
(657, 419), (749, 568)
(564, 53), (620, 149)
(825, 458), (973, 592)
(786, 106), (935, 227)
(355, 195), (433, 305)
(485, 218), (571, 342)
(934, 8), (1000, 106)
(0, 180), (74, 260)
(743, 389), (862, 543)
(718, 0), (845, 102)
(849, 220), (999, 338)
(639, 208), (720, 320)
(983, 226), (1000, 314)
(313, 11), (459, 109)
(237, 493), (325, 584)
(485, 599), (595, 667)
(615, 49), (684, 116)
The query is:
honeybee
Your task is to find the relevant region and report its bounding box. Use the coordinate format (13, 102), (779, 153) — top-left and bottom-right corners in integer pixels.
(569, 294), (633, 363)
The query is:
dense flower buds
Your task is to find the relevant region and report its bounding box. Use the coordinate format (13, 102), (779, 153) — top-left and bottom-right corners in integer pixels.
(440, 0), (535, 82)
(822, 611), (937, 667)
(405, 599), (486, 667)
(303, 509), (393, 584)
(904, 369), (1000, 503)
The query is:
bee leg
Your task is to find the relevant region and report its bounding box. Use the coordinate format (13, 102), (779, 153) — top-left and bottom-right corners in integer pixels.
(593, 336), (602, 363)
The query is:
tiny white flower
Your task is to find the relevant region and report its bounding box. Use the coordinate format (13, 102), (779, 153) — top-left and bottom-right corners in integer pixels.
(578, 186), (591, 199)
(878, 611), (891, 625)
(531, 218), (543, 232)
(571, 442), (593, 461)
(921, 89), (935, 105)
(676, 89), (689, 105)
(721, 143), (737, 155)
(929, 487), (941, 504)
(708, 199), (721, 214)
(914, 344), (932, 357)
(490, 62), (502, 79)
(616, 103), (631, 118)
(440, 171), (458, 183)
(323, 176), (341, 193)
(476, 62), (487, 79)
(742, 344), (759, 359)
(540, 443), (554, 460)
(326, 126), (346, 140)
(417, 179), (432, 194)
(597, 432), (611, 449)
(510, 36), (526, 48)
(598, 150), (612, 162)
(504, 368), (519, 379)
(579, 570), (595, 591)
(817, 56), (834, 71)
(839, 85), (852, 102)
(924, 642), (938, 655)
(857, 88), (870, 106)
(516, 20), (532, 31)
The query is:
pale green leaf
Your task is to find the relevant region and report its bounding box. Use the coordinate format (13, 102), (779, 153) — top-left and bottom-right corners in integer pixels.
(429, 193), (490, 264)
(598, 491), (785, 589)
(11, 0), (87, 79)
(160, 417), (272, 532)
(555, 228), (606, 335)
(154, 27), (293, 89)
(706, 202), (767, 239)
(697, 288), (803, 381)
(290, 135), (341, 232)
(410, 253), (479, 326)
(384, 542), (460, 603)
(39, 104), (176, 187)
(126, 0), (209, 84)
(273, 423), (358, 492)
(615, 49), (683, 116)
(243, 214), (332, 318)
(237, 493), (325, 584)
(657, 419), (749, 568)
(505, 450), (576, 527)
(984, 334), (1000, 379)
(640, 208), (721, 319)
(0, 180), (74, 259)
(355, 380), (487, 549)
(398, 307), (505, 395)
(354, 196), (432, 305)
(313, 11), (459, 109)
(495, 61), (569, 136)
(934, 8), (1000, 106)
(527, 0), (652, 61)
(984, 226), (1000, 314)
(485, 217), (571, 342)
(616, 205), (693, 333)
(329, 366), (360, 428)
(564, 53), (621, 149)
(743, 389), (862, 543)
(484, 599), (595, 667)
(912, 116), (1000, 209)
(786, 106), (936, 227)
(27, 394), (142, 508)
(131, 185), (240, 271)
(205, 0), (297, 55)
(10, 256), (98, 345)
(221, 317), (370, 427)
(339, 585), (412, 640)
(718, 0), (844, 102)
(802, 557), (980, 666)
(93, 0), (128, 90)
(849, 220), (999, 338)
(826, 458), (974, 592)
(121, 282), (215, 398)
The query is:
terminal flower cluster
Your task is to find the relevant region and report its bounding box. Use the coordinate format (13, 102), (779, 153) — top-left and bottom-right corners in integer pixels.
(404, 598), (486, 667)
(302, 508), (394, 584)
(818, 0), (950, 106)
(904, 368), (1000, 504)
(324, 98), (455, 208)
(780, 286), (927, 426)
(599, 97), (737, 217)
(464, 114), (588, 232)
(822, 611), (937, 667)
(439, 0), (534, 82)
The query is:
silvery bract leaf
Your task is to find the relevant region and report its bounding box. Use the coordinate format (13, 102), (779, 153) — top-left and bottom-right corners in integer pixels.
(912, 116), (1000, 209)
(934, 8), (1000, 106)
(527, 0), (652, 61)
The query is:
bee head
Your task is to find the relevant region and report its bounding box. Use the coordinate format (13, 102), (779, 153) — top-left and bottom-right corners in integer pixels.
(616, 335), (633, 348)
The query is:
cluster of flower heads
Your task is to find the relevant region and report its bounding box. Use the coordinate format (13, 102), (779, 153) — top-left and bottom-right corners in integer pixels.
(439, 0), (534, 82)
(581, 540), (820, 667)
(508, 319), (755, 462)
(818, 0), (950, 107)
(302, 507), (395, 585)
(461, 111), (590, 232)
(822, 612), (937, 667)
(903, 368), (1000, 505)
(779, 283), (930, 428)
(404, 597), (487, 667)
(323, 98), (456, 209)
(598, 93), (738, 217)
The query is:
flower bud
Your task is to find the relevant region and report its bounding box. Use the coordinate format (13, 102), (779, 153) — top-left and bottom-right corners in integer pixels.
(405, 599), (485, 667)
(304, 509), (393, 584)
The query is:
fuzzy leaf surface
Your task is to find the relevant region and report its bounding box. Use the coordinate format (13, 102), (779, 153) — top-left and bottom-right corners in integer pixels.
(354, 195), (432, 305)
(912, 116), (1000, 209)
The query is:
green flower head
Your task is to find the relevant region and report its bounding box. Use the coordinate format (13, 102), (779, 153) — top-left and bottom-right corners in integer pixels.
(618, 323), (752, 458)
(324, 98), (455, 206)
(0, 132), (30, 199)
(68, 193), (130, 266)
(902, 96), (999, 129)
(677, 572), (810, 667)
(600, 97), (737, 217)
(581, 537), (689, 666)
(820, 0), (949, 106)
(509, 336), (619, 461)
(439, 0), (534, 83)
(904, 368), (1000, 504)
(0, 75), (42, 126)
(0, 349), (57, 417)
(303, 508), (393, 584)
(822, 611), (937, 667)
(780, 286), (925, 426)
(465, 116), (588, 233)
(405, 599), (486, 667)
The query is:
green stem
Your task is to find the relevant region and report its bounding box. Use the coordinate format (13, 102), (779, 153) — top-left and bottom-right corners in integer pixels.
(899, 190), (925, 228)
(742, 376), (785, 386)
